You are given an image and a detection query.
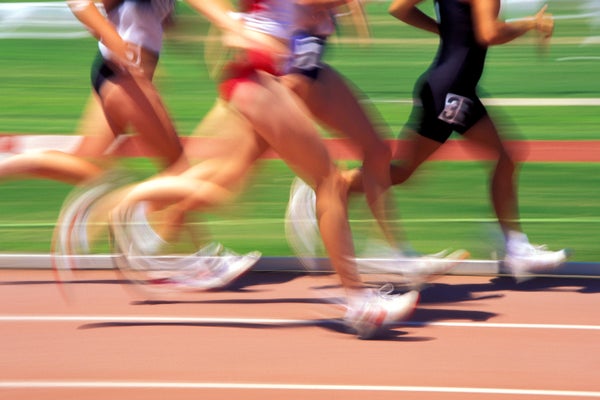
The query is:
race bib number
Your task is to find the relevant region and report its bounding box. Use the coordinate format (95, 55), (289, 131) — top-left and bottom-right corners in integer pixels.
(438, 93), (473, 126)
(290, 34), (325, 71)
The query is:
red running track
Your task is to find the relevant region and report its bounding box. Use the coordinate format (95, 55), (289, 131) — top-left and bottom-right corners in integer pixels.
(0, 269), (599, 400)
(3, 135), (600, 162)
(88, 138), (600, 163)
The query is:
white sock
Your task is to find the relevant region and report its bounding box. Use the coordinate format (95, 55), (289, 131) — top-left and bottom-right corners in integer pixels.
(131, 202), (167, 255)
(505, 230), (530, 255)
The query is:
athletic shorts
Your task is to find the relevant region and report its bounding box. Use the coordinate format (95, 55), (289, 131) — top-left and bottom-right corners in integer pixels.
(286, 32), (327, 81)
(407, 80), (487, 143)
(91, 51), (116, 95)
(219, 49), (281, 101)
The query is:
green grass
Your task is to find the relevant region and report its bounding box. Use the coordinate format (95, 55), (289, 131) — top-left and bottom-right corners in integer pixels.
(1, 161), (599, 261)
(1, 1), (599, 261)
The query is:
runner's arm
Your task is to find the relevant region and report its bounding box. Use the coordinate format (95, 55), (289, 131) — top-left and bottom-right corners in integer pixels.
(66, 0), (140, 68)
(470, 0), (553, 46)
(389, 0), (439, 35)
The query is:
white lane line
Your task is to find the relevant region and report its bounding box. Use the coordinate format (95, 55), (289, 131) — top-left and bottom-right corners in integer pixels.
(370, 98), (600, 106)
(0, 381), (598, 397)
(404, 321), (600, 330)
(557, 57), (600, 62)
(8, 215), (600, 228)
(5, 215), (600, 229)
(482, 98), (600, 106)
(0, 315), (599, 331)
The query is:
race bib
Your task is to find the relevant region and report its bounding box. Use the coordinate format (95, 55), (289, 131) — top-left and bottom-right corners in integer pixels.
(289, 34), (325, 71)
(438, 93), (473, 126)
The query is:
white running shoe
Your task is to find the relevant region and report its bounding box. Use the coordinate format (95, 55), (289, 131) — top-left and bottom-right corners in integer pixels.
(126, 242), (225, 276)
(400, 249), (470, 286)
(53, 170), (129, 273)
(345, 287), (419, 340)
(110, 205), (261, 291)
(504, 244), (570, 282)
(357, 247), (470, 287)
(176, 250), (262, 290)
(284, 177), (321, 270)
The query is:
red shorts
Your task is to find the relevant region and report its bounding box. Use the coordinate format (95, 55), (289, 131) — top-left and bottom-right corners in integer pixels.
(219, 49), (281, 101)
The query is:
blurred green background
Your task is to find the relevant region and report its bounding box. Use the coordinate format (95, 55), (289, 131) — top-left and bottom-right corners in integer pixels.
(0, 0), (599, 261)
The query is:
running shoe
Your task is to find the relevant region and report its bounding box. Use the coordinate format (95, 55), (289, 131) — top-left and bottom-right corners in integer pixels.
(358, 242), (470, 287)
(133, 248), (261, 291)
(345, 286), (419, 340)
(284, 177), (321, 270)
(504, 243), (570, 282)
(52, 170), (130, 274)
(110, 203), (260, 291)
(172, 249), (262, 290)
(398, 249), (470, 286)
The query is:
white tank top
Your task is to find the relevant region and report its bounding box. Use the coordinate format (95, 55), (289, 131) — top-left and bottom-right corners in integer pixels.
(241, 0), (295, 40)
(99, 0), (174, 60)
(241, 1), (336, 40)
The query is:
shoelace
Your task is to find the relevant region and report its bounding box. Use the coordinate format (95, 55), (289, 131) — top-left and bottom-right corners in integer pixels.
(377, 282), (395, 298)
(522, 243), (550, 255)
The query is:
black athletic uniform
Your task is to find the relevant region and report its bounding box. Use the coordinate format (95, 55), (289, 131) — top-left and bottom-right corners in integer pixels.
(408, 0), (488, 143)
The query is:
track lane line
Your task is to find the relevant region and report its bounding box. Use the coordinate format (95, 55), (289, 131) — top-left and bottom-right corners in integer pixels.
(0, 381), (599, 397)
(0, 315), (599, 331)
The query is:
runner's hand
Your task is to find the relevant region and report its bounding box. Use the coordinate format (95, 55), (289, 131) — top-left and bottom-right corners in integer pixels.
(533, 4), (553, 55)
(108, 41), (144, 76)
(534, 5), (554, 37)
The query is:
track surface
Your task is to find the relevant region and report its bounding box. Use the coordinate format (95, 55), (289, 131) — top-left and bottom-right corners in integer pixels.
(3, 135), (600, 162)
(1, 269), (599, 399)
(1, 131), (599, 398)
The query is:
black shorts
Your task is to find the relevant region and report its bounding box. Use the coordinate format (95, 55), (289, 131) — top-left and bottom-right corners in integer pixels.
(286, 32), (327, 81)
(406, 80), (487, 143)
(90, 51), (117, 95)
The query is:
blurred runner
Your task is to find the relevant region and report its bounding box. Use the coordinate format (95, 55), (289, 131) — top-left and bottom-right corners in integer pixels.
(0, 0), (189, 186)
(106, 0), (419, 338)
(48, 0), (262, 293)
(282, 2), (469, 283)
(1, 0), (194, 263)
(345, 0), (569, 281)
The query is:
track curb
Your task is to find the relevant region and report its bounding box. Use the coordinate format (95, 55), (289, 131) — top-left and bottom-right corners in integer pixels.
(0, 254), (598, 278)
